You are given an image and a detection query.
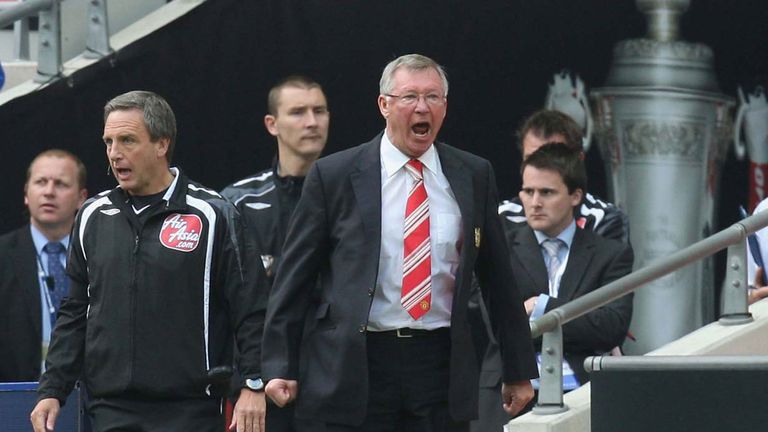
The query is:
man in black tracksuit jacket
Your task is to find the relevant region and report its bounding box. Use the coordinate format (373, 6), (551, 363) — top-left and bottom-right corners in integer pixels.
(31, 91), (268, 432)
(221, 76), (330, 432)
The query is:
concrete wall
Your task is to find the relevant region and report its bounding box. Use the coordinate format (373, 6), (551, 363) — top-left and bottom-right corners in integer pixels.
(505, 299), (768, 432)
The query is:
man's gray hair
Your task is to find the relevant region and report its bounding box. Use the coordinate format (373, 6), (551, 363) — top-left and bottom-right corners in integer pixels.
(379, 54), (449, 96)
(104, 90), (178, 163)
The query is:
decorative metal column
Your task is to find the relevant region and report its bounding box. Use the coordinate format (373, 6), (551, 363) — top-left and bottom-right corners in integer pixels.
(591, 0), (734, 354)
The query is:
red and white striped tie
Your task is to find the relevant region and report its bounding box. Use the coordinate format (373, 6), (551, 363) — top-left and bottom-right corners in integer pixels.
(402, 159), (431, 319)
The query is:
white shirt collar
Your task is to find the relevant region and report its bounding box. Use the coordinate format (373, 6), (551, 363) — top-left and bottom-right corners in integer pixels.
(29, 224), (70, 256)
(380, 131), (439, 178)
(534, 219), (577, 249)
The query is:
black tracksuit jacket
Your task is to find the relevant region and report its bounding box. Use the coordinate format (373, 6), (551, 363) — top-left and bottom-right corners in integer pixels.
(38, 169), (266, 403)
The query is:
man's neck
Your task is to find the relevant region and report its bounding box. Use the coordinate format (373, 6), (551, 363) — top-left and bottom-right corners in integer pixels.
(277, 152), (316, 177)
(31, 220), (70, 243)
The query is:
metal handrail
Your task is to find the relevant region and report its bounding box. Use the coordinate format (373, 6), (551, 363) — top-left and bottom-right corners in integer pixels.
(585, 355), (768, 372)
(1, 0), (112, 85)
(0, 0), (52, 27)
(529, 209), (768, 414)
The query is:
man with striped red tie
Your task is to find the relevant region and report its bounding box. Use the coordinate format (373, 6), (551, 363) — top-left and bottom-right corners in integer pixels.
(262, 54), (537, 432)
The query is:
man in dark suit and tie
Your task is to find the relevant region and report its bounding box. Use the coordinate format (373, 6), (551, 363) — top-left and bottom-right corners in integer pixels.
(475, 142), (634, 430)
(0, 150), (87, 382)
(262, 53), (538, 431)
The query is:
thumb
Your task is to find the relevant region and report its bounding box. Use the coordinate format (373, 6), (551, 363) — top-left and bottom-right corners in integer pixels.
(47, 410), (59, 431)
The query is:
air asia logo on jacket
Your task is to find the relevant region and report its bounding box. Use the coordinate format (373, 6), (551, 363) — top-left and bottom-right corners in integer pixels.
(160, 213), (202, 252)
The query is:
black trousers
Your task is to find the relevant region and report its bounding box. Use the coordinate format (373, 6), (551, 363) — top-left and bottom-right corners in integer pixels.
(87, 395), (224, 432)
(267, 400), (297, 432)
(296, 328), (468, 432)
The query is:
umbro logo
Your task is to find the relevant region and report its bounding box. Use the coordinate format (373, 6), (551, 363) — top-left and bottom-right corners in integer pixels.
(245, 202), (271, 210)
(100, 208), (121, 216)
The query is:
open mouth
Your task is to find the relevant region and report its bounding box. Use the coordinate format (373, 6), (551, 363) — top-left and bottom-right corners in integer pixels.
(113, 167), (132, 179)
(411, 122), (430, 137)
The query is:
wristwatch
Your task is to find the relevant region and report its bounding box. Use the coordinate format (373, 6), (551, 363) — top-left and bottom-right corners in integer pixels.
(244, 377), (265, 392)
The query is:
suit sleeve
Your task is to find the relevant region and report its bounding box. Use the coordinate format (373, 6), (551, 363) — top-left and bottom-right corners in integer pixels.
(219, 201), (268, 380)
(474, 161), (539, 383)
(545, 242), (634, 352)
(262, 163), (329, 380)
(37, 212), (89, 404)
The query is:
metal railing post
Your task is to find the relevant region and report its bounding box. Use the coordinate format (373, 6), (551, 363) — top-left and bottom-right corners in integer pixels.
(13, 16), (30, 60)
(34, 0), (60, 83)
(719, 240), (754, 325)
(84, 0), (111, 59)
(532, 324), (568, 415)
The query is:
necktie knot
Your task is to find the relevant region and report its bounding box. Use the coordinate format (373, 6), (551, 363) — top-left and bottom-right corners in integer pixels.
(542, 238), (563, 258)
(44, 242), (65, 256)
(405, 159), (424, 181)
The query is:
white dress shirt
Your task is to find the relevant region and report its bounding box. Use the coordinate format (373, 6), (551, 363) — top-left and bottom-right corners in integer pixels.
(530, 220), (576, 320)
(367, 132), (462, 331)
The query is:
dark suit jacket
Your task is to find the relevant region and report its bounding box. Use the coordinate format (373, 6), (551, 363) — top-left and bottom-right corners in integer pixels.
(0, 225), (44, 382)
(486, 224), (634, 385)
(262, 134), (538, 425)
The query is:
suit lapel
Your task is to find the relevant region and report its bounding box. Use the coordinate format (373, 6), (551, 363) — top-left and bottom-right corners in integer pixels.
(350, 136), (383, 247)
(435, 143), (473, 263)
(12, 227), (43, 339)
(513, 227), (549, 295)
(558, 227), (596, 300)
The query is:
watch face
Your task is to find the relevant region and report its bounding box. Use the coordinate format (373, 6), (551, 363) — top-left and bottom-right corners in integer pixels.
(245, 378), (264, 391)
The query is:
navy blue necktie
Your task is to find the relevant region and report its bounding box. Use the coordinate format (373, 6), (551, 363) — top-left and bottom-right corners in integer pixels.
(44, 242), (69, 324)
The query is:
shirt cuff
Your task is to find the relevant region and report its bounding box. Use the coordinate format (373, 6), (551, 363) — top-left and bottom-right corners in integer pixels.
(530, 294), (550, 320)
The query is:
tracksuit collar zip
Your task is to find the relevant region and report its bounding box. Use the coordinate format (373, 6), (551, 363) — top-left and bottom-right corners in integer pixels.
(110, 168), (190, 230)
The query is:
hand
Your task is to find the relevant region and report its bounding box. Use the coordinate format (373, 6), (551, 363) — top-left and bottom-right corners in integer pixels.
(524, 296), (538, 316)
(749, 267), (768, 305)
(265, 378), (298, 407)
(501, 380), (534, 416)
(30, 398), (60, 432)
(229, 388), (266, 432)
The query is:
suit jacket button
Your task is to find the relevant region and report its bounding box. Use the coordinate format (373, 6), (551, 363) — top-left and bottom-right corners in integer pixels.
(368, 288), (374, 296)
(358, 325), (366, 333)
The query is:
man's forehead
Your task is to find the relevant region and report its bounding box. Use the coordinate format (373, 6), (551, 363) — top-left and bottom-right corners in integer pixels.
(278, 86), (325, 103)
(522, 166), (566, 187)
(29, 158), (77, 180)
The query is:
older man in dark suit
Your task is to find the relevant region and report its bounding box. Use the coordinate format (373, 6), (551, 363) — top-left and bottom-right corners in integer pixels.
(0, 150), (87, 382)
(262, 54), (538, 432)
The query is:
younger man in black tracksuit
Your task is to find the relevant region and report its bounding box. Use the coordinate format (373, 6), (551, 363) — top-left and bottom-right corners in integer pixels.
(221, 76), (330, 432)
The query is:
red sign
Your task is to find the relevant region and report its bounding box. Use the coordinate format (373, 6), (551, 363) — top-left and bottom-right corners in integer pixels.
(159, 213), (202, 252)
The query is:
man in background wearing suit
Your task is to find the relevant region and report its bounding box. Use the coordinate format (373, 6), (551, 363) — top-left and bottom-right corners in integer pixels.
(498, 110), (630, 244)
(261, 53), (538, 431)
(475, 142), (634, 430)
(0, 150), (87, 382)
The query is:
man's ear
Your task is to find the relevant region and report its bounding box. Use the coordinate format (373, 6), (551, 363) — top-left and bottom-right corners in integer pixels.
(571, 188), (584, 207)
(377, 95), (390, 118)
(77, 189), (88, 210)
(264, 114), (278, 137)
(155, 137), (170, 158)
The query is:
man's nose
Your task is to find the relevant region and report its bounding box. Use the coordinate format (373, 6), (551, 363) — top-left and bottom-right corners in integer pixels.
(532, 193), (543, 206)
(414, 95), (430, 112)
(43, 181), (56, 195)
(107, 144), (121, 160)
(306, 112), (318, 127)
